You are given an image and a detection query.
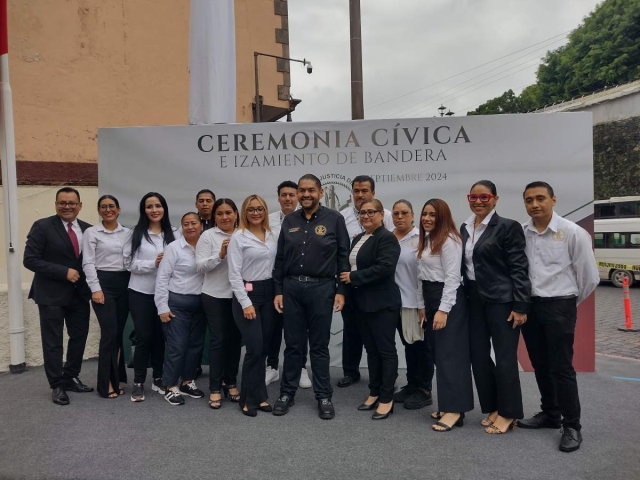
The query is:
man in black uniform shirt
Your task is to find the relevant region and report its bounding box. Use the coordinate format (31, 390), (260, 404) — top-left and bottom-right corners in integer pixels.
(195, 189), (216, 231)
(272, 174), (350, 419)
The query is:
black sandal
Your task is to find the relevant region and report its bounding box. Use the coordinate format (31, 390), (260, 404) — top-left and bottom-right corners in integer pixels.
(432, 413), (464, 432)
(208, 392), (222, 410)
(431, 411), (442, 420)
(107, 391), (119, 399)
(223, 384), (241, 403)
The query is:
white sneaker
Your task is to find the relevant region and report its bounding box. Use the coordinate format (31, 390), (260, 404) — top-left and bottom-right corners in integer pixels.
(265, 366), (280, 386)
(299, 367), (312, 389)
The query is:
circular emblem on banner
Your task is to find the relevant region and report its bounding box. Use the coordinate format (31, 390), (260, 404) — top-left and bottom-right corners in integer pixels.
(320, 174), (353, 212)
(315, 225), (327, 236)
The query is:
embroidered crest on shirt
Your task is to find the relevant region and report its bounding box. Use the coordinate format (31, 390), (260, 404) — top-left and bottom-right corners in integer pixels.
(315, 225), (327, 236)
(552, 230), (566, 242)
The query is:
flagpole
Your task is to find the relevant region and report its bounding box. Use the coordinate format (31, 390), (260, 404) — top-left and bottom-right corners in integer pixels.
(1, 0), (26, 373)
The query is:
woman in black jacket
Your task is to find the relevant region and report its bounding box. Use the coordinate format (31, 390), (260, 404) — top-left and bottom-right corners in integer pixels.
(340, 200), (401, 420)
(461, 180), (531, 434)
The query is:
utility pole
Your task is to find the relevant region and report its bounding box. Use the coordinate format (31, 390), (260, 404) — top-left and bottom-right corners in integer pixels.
(349, 0), (364, 120)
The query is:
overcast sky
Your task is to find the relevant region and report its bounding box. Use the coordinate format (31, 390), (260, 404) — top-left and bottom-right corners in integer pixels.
(287, 0), (603, 121)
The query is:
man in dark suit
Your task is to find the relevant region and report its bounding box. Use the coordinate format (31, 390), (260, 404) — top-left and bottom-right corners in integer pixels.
(24, 187), (94, 405)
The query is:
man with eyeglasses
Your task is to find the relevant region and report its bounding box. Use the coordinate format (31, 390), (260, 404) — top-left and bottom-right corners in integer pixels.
(272, 174), (350, 419)
(24, 187), (94, 405)
(338, 175), (394, 388)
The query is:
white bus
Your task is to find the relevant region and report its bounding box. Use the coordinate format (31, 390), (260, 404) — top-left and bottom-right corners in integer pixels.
(594, 218), (640, 287)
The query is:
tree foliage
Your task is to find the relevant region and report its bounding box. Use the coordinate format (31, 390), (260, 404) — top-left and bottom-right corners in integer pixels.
(468, 0), (640, 115)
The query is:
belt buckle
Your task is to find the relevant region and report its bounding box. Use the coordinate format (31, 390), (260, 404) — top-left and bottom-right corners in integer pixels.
(298, 275), (309, 282)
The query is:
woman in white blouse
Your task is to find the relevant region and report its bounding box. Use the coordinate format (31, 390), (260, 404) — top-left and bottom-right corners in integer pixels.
(82, 195), (131, 398)
(417, 198), (474, 432)
(155, 212), (205, 406)
(391, 200), (435, 410)
(196, 198), (242, 409)
(123, 192), (180, 402)
(227, 195), (278, 417)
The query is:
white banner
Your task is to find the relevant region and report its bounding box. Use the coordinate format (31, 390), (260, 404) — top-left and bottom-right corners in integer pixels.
(98, 113), (594, 367)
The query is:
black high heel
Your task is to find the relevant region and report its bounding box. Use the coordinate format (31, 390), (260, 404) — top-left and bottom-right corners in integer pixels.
(432, 412), (465, 432)
(223, 384), (241, 403)
(372, 402), (394, 420)
(258, 403), (273, 413)
(208, 391), (222, 410)
(358, 397), (379, 411)
(240, 404), (257, 417)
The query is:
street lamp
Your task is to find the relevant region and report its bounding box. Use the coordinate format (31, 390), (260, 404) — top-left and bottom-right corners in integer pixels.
(445, 109), (455, 117)
(254, 51), (312, 123)
(438, 104), (446, 117)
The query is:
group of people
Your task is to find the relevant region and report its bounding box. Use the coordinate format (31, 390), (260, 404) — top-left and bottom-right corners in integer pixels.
(23, 173), (599, 453)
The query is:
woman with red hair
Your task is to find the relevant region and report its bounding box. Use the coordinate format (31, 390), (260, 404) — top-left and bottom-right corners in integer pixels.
(417, 198), (474, 432)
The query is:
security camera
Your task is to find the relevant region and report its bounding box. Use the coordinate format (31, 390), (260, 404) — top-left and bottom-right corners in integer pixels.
(306, 61), (313, 74)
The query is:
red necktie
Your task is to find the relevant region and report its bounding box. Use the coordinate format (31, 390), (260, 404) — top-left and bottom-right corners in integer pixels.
(67, 222), (80, 258)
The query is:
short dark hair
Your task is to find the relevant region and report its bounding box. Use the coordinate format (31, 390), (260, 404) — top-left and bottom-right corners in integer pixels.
(181, 211), (200, 223)
(298, 174), (322, 189)
(56, 187), (81, 202)
(212, 198), (239, 229)
(393, 199), (413, 212)
(277, 180), (298, 195)
(196, 189), (216, 201)
(470, 180), (497, 195)
(523, 181), (555, 198)
(352, 175), (375, 191)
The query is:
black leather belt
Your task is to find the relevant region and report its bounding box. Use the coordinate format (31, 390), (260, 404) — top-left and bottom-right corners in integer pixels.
(287, 275), (333, 283)
(531, 295), (576, 303)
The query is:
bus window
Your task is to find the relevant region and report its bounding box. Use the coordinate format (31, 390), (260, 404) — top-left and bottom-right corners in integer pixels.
(594, 233), (604, 248)
(618, 202), (640, 218)
(631, 234), (640, 248)
(596, 204), (616, 219)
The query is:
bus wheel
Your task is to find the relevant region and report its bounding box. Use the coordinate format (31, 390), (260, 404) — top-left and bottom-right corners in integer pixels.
(611, 270), (634, 288)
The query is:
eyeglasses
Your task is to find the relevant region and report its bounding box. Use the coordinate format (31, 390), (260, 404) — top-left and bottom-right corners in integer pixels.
(246, 207), (265, 214)
(359, 209), (382, 217)
(392, 211), (412, 217)
(99, 204), (118, 211)
(467, 194), (496, 203)
(56, 202), (80, 208)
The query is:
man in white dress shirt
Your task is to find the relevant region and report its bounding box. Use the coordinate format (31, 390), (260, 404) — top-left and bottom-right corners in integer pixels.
(517, 181), (599, 453)
(267, 181), (311, 388)
(338, 175), (394, 388)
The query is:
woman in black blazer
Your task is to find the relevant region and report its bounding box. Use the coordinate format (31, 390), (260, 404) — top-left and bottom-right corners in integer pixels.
(461, 180), (531, 434)
(340, 200), (401, 420)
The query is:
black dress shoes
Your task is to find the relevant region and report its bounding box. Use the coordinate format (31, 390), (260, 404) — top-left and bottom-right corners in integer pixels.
(337, 375), (360, 388)
(357, 399), (379, 411)
(273, 395), (295, 416)
(52, 387), (70, 406)
(559, 428), (582, 452)
(404, 389), (432, 410)
(393, 384), (416, 403)
(318, 398), (335, 420)
(517, 411), (561, 429)
(64, 377), (94, 393)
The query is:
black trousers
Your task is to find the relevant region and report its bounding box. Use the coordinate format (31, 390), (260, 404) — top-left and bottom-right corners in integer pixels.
(231, 279), (276, 409)
(162, 292), (207, 387)
(341, 299), (363, 378)
(267, 311), (308, 370)
(522, 298), (581, 430)
(423, 282), (474, 413)
(281, 278), (335, 400)
(397, 313), (434, 391)
(38, 290), (90, 389)
(356, 307), (399, 403)
(467, 281), (523, 419)
(202, 294), (242, 392)
(91, 271), (130, 397)
(129, 289), (165, 384)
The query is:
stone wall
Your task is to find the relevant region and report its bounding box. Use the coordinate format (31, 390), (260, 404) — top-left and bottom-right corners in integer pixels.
(594, 116), (640, 199)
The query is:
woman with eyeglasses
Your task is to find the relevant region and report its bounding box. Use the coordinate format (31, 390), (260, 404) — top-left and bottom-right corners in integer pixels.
(461, 180), (531, 434)
(417, 199), (474, 432)
(227, 195), (278, 417)
(155, 212), (206, 406)
(123, 192), (180, 402)
(390, 200), (435, 411)
(82, 195), (131, 398)
(339, 200), (401, 420)
(196, 198), (242, 409)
